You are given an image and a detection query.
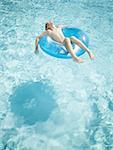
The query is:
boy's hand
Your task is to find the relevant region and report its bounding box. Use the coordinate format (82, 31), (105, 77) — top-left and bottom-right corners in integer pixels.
(34, 44), (39, 54)
(36, 44), (38, 50)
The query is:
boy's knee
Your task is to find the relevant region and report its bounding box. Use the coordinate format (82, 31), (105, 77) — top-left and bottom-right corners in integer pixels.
(70, 36), (79, 42)
(70, 36), (75, 40)
(70, 36), (80, 43)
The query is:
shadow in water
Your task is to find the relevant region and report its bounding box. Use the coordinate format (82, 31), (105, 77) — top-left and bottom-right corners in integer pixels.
(9, 80), (57, 125)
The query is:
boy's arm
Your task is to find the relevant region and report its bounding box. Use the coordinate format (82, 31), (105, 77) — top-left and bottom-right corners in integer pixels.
(35, 31), (47, 53)
(57, 24), (68, 29)
(57, 24), (64, 29)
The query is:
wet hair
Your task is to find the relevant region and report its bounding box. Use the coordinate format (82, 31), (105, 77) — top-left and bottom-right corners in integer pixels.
(45, 23), (49, 30)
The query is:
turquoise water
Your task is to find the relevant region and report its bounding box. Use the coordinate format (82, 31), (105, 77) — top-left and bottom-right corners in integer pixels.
(0, 0), (113, 149)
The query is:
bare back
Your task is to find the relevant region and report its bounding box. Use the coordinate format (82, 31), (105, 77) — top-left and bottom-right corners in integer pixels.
(46, 27), (65, 44)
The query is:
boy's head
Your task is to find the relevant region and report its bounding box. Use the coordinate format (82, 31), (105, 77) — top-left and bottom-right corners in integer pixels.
(45, 21), (54, 30)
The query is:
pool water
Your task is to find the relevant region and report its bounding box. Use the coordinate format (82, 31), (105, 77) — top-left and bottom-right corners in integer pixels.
(0, 0), (113, 149)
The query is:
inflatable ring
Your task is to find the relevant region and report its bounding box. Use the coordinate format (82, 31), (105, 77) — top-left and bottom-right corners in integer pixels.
(39, 27), (89, 59)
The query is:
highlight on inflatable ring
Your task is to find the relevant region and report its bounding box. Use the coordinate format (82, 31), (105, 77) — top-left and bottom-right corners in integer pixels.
(39, 27), (89, 59)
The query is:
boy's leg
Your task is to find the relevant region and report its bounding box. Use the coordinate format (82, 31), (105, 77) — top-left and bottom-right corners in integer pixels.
(70, 36), (94, 59)
(64, 38), (83, 63)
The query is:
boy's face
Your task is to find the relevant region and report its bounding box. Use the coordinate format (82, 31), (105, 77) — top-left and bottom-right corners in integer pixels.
(47, 21), (54, 29)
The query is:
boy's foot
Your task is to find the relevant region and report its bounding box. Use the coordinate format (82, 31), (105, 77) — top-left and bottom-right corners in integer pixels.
(88, 51), (95, 60)
(73, 57), (84, 63)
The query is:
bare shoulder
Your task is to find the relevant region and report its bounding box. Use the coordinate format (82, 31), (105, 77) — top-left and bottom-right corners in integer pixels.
(38, 31), (47, 38)
(42, 31), (47, 35)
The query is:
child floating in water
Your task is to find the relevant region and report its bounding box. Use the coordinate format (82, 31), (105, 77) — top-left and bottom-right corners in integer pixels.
(35, 21), (94, 63)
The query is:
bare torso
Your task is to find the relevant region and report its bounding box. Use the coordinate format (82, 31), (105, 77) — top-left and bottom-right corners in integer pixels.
(47, 27), (65, 44)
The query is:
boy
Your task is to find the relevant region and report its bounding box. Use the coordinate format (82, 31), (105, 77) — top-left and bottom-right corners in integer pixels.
(35, 21), (94, 63)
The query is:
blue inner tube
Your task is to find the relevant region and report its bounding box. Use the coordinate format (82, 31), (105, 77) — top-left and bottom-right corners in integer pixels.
(39, 27), (89, 59)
